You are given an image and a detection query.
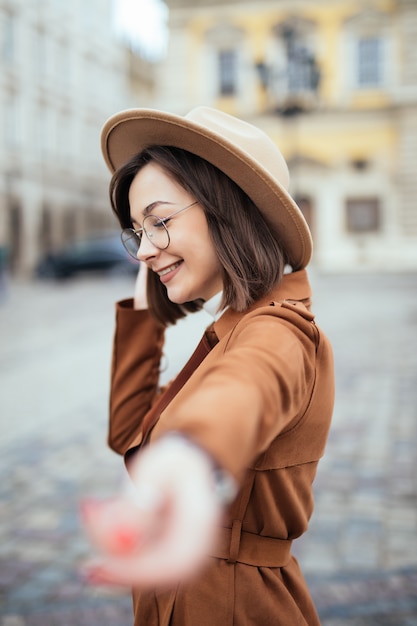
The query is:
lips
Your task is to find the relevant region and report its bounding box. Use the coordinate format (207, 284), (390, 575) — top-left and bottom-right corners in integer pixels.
(156, 261), (182, 277)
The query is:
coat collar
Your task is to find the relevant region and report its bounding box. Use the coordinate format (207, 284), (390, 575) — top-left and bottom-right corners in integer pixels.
(212, 269), (312, 341)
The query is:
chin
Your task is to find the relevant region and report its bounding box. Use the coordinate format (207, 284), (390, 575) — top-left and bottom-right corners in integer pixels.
(167, 290), (203, 307)
(166, 290), (190, 305)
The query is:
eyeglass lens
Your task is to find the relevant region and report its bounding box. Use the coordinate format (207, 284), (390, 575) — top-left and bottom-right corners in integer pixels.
(121, 215), (170, 258)
(143, 215), (170, 248)
(121, 230), (141, 258)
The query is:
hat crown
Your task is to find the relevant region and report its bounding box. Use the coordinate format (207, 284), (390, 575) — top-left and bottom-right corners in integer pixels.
(185, 107), (291, 192)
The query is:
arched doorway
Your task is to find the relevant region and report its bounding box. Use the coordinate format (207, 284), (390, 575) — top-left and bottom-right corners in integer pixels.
(7, 203), (22, 274)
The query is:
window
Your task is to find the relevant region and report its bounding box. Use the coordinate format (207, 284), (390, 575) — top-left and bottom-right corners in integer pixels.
(205, 24), (244, 101)
(4, 95), (19, 147)
(33, 29), (49, 79)
(36, 105), (55, 158)
(2, 12), (15, 63)
(218, 49), (237, 96)
(286, 38), (319, 93)
(57, 110), (72, 163)
(56, 40), (71, 86)
(357, 36), (382, 87)
(267, 19), (320, 110)
(346, 198), (380, 233)
(343, 9), (391, 94)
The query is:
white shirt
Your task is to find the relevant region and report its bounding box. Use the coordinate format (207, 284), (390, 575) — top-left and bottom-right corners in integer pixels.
(202, 292), (226, 321)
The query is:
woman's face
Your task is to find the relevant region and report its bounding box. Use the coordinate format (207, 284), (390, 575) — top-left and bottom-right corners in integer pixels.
(129, 162), (223, 304)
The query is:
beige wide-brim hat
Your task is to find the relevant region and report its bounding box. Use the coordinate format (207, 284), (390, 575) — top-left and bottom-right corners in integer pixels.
(101, 106), (312, 269)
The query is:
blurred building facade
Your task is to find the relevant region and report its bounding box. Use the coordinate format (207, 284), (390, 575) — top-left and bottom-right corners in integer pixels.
(0, 0), (155, 276)
(156, 0), (417, 270)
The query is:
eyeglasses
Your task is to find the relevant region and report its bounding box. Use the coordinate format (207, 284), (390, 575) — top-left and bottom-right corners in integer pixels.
(121, 201), (199, 259)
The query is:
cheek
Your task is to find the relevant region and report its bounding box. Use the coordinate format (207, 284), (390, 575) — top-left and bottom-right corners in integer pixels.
(195, 236), (218, 266)
(177, 212), (220, 273)
(201, 245), (223, 283)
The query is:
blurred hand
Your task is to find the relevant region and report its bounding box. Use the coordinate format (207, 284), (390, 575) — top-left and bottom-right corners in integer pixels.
(133, 263), (148, 310)
(80, 435), (222, 588)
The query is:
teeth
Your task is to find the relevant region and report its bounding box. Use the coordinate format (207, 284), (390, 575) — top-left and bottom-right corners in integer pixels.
(158, 262), (181, 277)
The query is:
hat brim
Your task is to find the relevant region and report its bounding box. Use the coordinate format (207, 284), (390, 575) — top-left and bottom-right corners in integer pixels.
(101, 109), (312, 269)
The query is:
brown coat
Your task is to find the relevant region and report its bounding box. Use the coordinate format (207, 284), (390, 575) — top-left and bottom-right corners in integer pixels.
(108, 269), (334, 626)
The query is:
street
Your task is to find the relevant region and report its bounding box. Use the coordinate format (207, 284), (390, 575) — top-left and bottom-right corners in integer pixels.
(1, 270), (417, 625)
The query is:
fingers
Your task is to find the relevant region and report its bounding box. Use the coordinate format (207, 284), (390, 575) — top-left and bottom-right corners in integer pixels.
(80, 492), (214, 588)
(133, 263), (148, 309)
(80, 436), (223, 589)
(81, 497), (215, 589)
(80, 496), (150, 556)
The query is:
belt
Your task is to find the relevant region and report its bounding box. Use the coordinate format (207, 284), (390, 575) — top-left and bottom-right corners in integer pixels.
(211, 520), (292, 568)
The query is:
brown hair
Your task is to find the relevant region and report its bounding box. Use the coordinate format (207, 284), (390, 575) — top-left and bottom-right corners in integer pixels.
(110, 146), (286, 326)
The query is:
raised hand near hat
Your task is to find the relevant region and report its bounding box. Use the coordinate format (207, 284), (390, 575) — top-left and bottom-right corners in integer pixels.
(133, 262), (148, 310)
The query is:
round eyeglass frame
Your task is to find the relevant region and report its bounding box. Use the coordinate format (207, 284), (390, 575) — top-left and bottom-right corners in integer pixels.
(121, 201), (199, 259)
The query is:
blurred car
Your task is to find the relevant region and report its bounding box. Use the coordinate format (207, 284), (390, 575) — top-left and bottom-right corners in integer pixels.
(35, 233), (139, 279)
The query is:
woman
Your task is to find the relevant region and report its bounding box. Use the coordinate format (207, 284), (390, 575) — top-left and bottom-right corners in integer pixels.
(82, 107), (335, 625)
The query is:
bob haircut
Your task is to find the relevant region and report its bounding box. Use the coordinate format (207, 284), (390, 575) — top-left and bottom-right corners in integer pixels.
(110, 146), (287, 326)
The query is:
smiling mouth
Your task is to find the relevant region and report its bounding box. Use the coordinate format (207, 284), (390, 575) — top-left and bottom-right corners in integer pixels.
(157, 261), (182, 277)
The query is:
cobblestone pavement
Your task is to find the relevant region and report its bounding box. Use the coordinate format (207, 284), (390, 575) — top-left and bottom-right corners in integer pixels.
(0, 271), (416, 625)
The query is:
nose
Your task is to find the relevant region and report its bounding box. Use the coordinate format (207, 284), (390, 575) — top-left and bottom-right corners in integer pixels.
(137, 232), (160, 262)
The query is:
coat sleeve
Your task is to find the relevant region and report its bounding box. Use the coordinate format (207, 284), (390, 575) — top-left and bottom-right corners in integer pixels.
(108, 299), (165, 455)
(152, 308), (318, 480)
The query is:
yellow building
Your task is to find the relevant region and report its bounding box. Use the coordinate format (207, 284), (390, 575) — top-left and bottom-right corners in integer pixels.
(155, 0), (417, 270)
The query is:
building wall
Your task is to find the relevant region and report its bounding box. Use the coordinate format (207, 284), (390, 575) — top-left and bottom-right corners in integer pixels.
(0, 0), (154, 276)
(156, 0), (417, 270)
